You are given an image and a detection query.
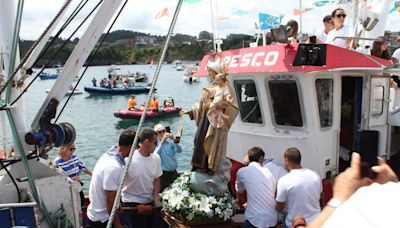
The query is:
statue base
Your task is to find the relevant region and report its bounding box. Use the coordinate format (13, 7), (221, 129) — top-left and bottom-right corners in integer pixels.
(162, 210), (243, 228)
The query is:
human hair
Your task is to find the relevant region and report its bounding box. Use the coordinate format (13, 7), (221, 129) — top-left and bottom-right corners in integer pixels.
(58, 144), (75, 156)
(323, 15), (332, 23)
(371, 37), (391, 60)
(286, 20), (298, 39)
(331, 8), (345, 17)
(247, 147), (265, 162)
(138, 128), (157, 143)
(119, 128), (136, 147)
(284, 147), (301, 164)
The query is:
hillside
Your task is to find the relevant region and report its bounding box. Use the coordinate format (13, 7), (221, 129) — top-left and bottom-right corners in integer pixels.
(19, 30), (254, 67)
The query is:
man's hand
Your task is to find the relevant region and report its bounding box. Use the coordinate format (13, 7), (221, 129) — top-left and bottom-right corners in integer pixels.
(333, 153), (372, 202)
(371, 157), (399, 184)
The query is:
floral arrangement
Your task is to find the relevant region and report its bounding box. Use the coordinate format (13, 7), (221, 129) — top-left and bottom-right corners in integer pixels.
(160, 172), (237, 222)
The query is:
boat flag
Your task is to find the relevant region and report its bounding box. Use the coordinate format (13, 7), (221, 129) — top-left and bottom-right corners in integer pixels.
(218, 15), (230, 20)
(389, 1), (400, 14)
(155, 7), (169, 19)
(258, 13), (283, 30)
(293, 8), (313, 16)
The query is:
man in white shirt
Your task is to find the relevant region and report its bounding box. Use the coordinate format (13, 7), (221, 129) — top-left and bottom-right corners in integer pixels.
(316, 15), (334, 43)
(236, 147), (278, 228)
(276, 147), (322, 228)
(121, 128), (162, 228)
(87, 128), (136, 228)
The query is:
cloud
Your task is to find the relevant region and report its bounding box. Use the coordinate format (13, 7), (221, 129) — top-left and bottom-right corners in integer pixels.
(19, 0), (400, 40)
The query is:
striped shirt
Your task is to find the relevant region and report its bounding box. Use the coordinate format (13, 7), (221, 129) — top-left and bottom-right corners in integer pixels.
(54, 155), (87, 178)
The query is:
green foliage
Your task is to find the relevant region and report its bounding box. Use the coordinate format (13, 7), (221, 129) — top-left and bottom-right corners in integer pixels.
(19, 30), (254, 67)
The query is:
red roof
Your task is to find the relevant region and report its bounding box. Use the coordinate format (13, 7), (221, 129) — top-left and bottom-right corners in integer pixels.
(194, 44), (391, 77)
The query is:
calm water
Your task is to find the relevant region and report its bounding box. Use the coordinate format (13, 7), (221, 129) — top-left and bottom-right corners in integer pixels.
(1, 64), (205, 186)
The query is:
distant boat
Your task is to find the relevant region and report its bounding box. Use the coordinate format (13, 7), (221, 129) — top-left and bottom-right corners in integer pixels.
(176, 65), (185, 71)
(106, 65), (148, 83)
(45, 89), (83, 96)
(38, 67), (62, 80)
(183, 66), (199, 83)
(84, 85), (153, 95)
(114, 106), (182, 120)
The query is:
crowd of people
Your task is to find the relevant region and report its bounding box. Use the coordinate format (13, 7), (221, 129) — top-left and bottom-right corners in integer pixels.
(49, 6), (400, 228)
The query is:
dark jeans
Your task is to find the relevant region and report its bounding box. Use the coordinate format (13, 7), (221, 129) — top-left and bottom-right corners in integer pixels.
(243, 220), (277, 228)
(160, 170), (178, 192)
(121, 202), (153, 228)
(88, 218), (114, 228)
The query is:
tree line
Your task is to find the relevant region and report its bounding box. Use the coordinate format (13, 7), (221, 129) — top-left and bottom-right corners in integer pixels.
(19, 30), (254, 67)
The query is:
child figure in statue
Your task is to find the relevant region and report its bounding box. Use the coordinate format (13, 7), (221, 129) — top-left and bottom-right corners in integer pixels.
(205, 73), (232, 129)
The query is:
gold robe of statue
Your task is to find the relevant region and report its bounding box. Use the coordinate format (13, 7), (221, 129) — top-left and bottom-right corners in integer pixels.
(190, 81), (238, 172)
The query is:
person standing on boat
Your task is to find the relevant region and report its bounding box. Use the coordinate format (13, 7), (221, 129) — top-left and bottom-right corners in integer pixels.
(183, 61), (238, 174)
(153, 123), (182, 191)
(326, 8), (352, 49)
(54, 144), (92, 206)
(92, 77), (97, 87)
(276, 147), (322, 228)
(128, 95), (136, 111)
(121, 128), (162, 228)
(87, 128), (136, 228)
(236, 147), (278, 228)
(316, 15), (334, 43)
(286, 20), (299, 44)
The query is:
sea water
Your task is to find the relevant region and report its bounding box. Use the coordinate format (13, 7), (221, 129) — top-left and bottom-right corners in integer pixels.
(1, 64), (205, 188)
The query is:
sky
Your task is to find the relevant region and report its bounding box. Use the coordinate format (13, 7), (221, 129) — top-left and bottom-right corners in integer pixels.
(18, 0), (400, 41)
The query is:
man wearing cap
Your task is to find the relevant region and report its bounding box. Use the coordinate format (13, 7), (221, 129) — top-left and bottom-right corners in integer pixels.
(316, 15), (334, 43)
(154, 123), (182, 191)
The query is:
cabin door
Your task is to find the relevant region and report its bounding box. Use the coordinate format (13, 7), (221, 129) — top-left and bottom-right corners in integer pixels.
(339, 77), (363, 172)
(365, 77), (389, 158)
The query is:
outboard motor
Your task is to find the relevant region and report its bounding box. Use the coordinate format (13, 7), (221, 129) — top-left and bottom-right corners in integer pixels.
(25, 98), (76, 148)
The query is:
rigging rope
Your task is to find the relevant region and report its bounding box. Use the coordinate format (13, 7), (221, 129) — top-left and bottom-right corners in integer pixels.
(0, 0), (73, 95)
(106, 0), (184, 227)
(55, 0), (128, 123)
(0, 0), (101, 111)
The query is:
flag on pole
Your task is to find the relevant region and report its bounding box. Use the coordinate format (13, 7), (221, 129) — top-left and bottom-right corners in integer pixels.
(293, 8), (313, 16)
(155, 7), (169, 19)
(389, 1), (400, 14)
(258, 13), (283, 30)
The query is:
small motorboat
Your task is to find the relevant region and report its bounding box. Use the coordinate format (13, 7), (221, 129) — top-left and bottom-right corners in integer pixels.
(84, 85), (153, 95)
(183, 66), (199, 83)
(45, 89), (83, 96)
(113, 106), (182, 120)
(39, 72), (59, 80)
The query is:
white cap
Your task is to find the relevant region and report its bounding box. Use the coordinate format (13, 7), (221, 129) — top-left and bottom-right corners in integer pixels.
(154, 124), (165, 132)
(207, 61), (224, 74)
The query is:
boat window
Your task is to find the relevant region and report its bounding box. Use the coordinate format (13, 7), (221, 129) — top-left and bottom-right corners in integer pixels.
(233, 80), (263, 124)
(268, 80), (303, 127)
(316, 79), (333, 128)
(371, 85), (384, 116)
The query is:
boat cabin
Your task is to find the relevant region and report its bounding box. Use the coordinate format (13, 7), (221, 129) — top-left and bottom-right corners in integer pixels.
(196, 43), (400, 185)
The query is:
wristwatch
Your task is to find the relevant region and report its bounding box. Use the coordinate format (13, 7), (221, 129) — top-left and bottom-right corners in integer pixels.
(327, 198), (343, 208)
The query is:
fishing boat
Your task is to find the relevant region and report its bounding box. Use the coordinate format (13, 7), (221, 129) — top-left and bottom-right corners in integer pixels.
(193, 0), (400, 206)
(113, 106), (182, 120)
(83, 85), (153, 95)
(1, 0), (400, 227)
(106, 65), (148, 83)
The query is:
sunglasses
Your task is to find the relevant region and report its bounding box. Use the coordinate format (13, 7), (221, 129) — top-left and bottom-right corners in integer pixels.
(335, 14), (346, 18)
(157, 130), (166, 134)
(68, 147), (76, 151)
